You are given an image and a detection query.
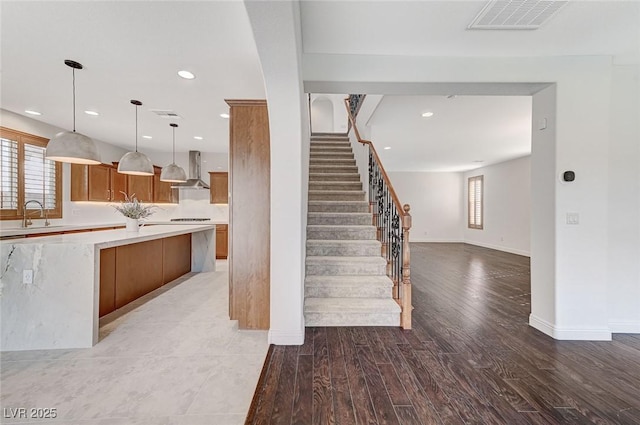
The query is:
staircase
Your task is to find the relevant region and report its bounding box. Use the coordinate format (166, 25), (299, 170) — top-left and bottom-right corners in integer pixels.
(304, 133), (401, 326)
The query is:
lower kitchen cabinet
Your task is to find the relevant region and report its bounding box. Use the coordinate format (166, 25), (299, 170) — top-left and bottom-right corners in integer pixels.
(216, 224), (228, 259)
(99, 247), (116, 316)
(99, 234), (193, 316)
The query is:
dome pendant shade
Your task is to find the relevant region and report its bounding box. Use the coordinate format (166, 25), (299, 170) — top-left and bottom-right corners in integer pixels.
(160, 163), (187, 182)
(117, 99), (154, 176)
(45, 59), (101, 164)
(46, 131), (101, 164)
(160, 122), (187, 182)
(117, 151), (154, 175)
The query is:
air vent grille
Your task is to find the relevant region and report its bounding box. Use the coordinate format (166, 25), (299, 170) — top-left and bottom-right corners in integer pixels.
(468, 0), (568, 30)
(150, 110), (183, 119)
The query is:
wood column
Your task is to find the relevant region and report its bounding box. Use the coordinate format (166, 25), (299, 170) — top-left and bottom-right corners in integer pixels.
(225, 99), (270, 330)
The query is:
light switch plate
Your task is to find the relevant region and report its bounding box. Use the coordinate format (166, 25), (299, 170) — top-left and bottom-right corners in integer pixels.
(566, 213), (579, 225)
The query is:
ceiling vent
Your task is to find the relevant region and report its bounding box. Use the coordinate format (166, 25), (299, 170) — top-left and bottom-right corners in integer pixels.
(468, 0), (568, 30)
(150, 109), (183, 119)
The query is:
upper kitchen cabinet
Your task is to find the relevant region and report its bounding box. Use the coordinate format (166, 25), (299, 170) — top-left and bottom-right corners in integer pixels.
(71, 163), (127, 202)
(126, 174), (153, 203)
(153, 166), (179, 204)
(209, 172), (228, 204)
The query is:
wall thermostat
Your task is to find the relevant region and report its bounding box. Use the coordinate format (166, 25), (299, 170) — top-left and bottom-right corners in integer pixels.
(563, 171), (575, 182)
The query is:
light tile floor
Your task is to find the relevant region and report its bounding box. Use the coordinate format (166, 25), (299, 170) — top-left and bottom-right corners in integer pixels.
(1, 262), (269, 424)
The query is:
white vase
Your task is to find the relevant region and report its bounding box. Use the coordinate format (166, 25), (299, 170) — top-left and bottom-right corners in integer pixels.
(125, 217), (140, 232)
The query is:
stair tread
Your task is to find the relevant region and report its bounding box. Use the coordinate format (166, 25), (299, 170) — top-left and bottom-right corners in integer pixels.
(306, 256), (386, 264)
(305, 297), (401, 313)
(308, 212), (371, 216)
(307, 239), (380, 245)
(305, 275), (393, 285)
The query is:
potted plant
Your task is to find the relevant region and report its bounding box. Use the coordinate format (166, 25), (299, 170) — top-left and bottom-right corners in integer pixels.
(112, 192), (156, 232)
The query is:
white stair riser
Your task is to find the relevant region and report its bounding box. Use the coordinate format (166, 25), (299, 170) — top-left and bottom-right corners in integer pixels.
(308, 202), (369, 212)
(304, 312), (400, 327)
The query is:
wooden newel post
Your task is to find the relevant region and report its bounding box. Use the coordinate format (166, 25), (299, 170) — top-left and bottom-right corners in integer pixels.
(401, 204), (412, 329)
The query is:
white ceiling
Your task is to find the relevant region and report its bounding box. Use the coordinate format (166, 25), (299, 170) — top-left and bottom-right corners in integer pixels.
(0, 1), (265, 154)
(301, 1), (640, 59)
(368, 95), (532, 172)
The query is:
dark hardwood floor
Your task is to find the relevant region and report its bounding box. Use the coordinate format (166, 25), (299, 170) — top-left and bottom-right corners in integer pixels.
(246, 243), (640, 425)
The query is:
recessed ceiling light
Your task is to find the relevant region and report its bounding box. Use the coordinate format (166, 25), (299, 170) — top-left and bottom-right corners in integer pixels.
(421, 112), (434, 118)
(25, 110), (42, 116)
(84, 110), (99, 116)
(178, 70), (195, 80)
(142, 135), (153, 139)
(220, 113), (230, 119)
(384, 146), (391, 150)
(194, 136), (204, 140)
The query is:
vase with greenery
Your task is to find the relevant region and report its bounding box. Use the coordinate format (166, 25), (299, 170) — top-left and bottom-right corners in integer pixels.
(112, 192), (156, 232)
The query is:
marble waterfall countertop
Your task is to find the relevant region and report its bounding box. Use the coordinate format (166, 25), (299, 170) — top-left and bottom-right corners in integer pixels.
(0, 220), (228, 238)
(0, 224), (216, 351)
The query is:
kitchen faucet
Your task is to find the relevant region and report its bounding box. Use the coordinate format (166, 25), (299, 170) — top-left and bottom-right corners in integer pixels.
(22, 200), (50, 228)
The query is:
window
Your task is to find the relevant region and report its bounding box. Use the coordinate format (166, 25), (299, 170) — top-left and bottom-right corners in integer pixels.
(468, 175), (483, 229)
(1, 127), (62, 220)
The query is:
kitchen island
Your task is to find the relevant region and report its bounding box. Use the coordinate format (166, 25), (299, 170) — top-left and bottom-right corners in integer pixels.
(0, 224), (215, 351)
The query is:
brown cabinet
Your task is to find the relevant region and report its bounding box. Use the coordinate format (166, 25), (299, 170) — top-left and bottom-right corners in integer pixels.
(226, 99), (270, 330)
(216, 224), (228, 259)
(71, 163), (127, 202)
(126, 174), (153, 203)
(153, 167), (179, 204)
(99, 247), (116, 316)
(99, 235), (192, 317)
(209, 172), (228, 204)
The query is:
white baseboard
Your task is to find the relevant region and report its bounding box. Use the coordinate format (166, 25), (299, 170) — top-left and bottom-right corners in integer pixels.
(465, 240), (530, 257)
(268, 329), (305, 345)
(409, 238), (464, 243)
(529, 314), (612, 340)
(609, 320), (640, 334)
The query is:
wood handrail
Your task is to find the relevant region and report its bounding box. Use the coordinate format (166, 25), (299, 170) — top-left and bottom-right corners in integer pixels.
(344, 98), (408, 226)
(344, 96), (412, 330)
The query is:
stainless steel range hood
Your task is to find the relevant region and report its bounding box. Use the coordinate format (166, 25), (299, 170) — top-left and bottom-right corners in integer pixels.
(171, 151), (210, 189)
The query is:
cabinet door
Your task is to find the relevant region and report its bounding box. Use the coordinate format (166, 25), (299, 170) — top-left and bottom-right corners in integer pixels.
(127, 175), (153, 203)
(209, 172), (228, 204)
(110, 170), (128, 202)
(88, 164), (112, 202)
(99, 247), (116, 317)
(216, 224), (228, 259)
(153, 173), (178, 204)
(70, 164), (89, 201)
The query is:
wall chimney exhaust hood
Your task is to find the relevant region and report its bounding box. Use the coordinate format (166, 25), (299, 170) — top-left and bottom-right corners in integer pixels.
(171, 151), (210, 189)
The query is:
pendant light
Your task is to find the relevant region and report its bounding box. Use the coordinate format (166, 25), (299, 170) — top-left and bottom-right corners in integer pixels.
(45, 60), (101, 164)
(160, 123), (187, 182)
(117, 100), (154, 176)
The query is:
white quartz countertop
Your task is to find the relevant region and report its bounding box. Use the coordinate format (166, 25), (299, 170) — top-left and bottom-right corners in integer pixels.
(0, 224), (216, 249)
(0, 220), (227, 238)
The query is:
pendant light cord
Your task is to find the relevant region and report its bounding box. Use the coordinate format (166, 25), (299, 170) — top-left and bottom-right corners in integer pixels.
(172, 127), (176, 163)
(72, 67), (76, 132)
(135, 104), (138, 152)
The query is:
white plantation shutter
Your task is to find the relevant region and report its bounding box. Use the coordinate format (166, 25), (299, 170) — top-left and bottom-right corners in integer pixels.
(0, 128), (62, 220)
(24, 143), (57, 209)
(1, 137), (18, 210)
(468, 175), (483, 229)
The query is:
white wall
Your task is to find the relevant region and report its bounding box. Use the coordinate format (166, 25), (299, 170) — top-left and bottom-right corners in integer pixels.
(310, 93), (348, 133)
(310, 97), (333, 132)
(244, 0), (306, 345)
(463, 156), (531, 256)
(1, 109), (229, 227)
(607, 64), (640, 333)
(388, 172), (464, 243)
(304, 54), (622, 339)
